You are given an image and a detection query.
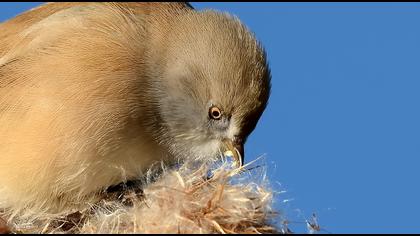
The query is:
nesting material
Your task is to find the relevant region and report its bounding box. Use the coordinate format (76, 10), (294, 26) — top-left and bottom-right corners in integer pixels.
(3, 158), (280, 234)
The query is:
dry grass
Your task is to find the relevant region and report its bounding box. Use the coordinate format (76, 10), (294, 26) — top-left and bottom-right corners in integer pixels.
(2, 158), (282, 234)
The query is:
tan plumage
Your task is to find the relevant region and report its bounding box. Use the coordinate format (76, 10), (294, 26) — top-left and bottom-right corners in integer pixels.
(0, 2), (270, 216)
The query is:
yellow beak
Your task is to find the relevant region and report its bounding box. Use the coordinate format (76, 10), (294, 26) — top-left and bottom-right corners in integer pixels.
(223, 139), (244, 168)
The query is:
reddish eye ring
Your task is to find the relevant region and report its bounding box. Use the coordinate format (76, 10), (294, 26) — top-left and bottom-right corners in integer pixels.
(209, 106), (222, 120)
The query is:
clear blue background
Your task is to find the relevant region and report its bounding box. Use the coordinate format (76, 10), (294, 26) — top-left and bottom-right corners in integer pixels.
(2, 2), (420, 233)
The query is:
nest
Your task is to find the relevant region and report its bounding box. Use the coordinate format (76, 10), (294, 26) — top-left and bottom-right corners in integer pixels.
(1, 158), (281, 234)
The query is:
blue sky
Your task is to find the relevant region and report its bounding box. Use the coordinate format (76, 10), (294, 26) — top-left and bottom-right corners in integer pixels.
(2, 2), (420, 233)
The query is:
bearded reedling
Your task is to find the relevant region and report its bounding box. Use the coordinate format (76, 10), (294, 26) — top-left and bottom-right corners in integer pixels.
(0, 2), (271, 215)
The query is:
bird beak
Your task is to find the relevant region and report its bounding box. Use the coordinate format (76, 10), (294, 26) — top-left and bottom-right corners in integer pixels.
(223, 139), (245, 168)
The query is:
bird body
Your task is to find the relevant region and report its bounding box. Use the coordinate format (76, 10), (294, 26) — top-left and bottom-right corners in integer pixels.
(0, 2), (270, 215)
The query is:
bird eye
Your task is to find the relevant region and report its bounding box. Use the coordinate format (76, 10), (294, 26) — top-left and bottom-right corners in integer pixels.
(209, 106), (222, 120)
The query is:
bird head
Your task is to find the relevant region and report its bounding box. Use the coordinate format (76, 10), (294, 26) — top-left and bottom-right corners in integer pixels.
(146, 10), (271, 166)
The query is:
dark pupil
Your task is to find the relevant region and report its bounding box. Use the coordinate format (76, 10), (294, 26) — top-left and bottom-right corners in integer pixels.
(212, 110), (220, 118)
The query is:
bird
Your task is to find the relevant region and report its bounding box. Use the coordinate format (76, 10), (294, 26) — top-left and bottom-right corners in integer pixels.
(0, 2), (271, 215)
